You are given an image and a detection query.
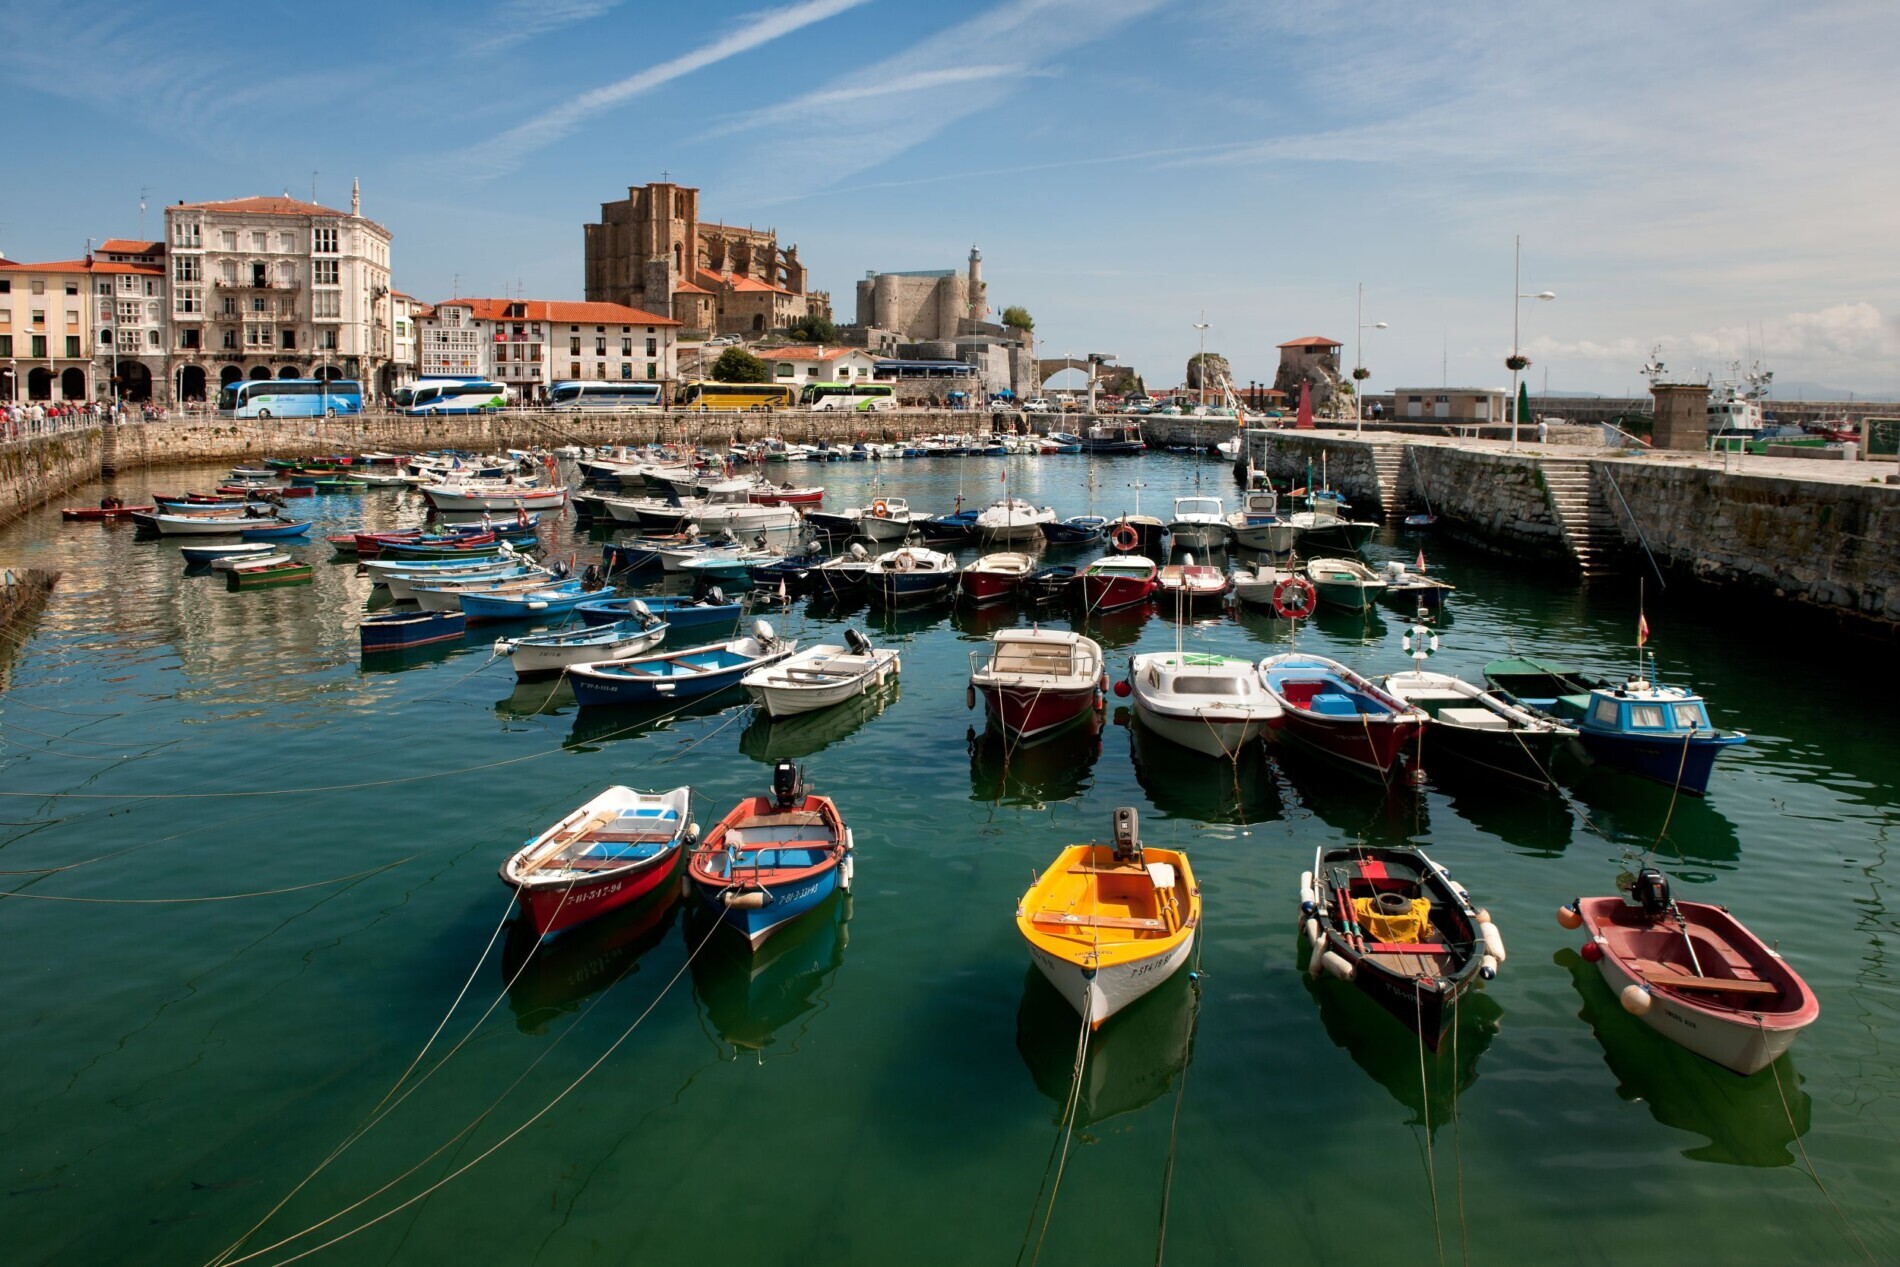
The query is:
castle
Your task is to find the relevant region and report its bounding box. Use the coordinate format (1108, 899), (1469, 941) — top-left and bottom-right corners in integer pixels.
(854, 248), (987, 341)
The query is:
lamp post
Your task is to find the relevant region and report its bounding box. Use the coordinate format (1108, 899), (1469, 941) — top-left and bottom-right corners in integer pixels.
(1353, 281), (1387, 434)
(1192, 313), (1210, 408)
(1508, 235), (1555, 451)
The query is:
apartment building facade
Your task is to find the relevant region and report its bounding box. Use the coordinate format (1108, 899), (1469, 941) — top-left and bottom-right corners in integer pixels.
(419, 298), (680, 404)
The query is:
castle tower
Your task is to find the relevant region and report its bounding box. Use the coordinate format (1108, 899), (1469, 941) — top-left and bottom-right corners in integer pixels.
(350, 178), (360, 216)
(967, 245), (987, 323)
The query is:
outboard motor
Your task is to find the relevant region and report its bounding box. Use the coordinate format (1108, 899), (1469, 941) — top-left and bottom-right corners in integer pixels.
(771, 760), (803, 811)
(705, 586), (726, 606)
(1111, 806), (1143, 867)
(844, 628), (873, 656)
(1632, 867), (1672, 918)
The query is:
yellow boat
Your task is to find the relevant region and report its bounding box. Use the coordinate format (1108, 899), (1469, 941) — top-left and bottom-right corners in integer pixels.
(1016, 808), (1200, 1029)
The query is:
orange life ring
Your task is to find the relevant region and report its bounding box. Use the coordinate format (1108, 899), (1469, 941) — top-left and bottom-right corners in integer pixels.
(1272, 576), (1317, 620)
(872, 498), (891, 518)
(1111, 523), (1140, 551)
(893, 550), (914, 572)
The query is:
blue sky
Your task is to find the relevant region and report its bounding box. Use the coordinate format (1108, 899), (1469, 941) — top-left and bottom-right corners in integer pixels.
(4, 0), (1896, 396)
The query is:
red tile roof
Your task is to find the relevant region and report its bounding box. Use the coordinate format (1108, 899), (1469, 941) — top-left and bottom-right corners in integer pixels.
(175, 195), (344, 217)
(1277, 336), (1342, 349)
(697, 269), (790, 295)
(2, 258), (162, 276)
(98, 239), (163, 255)
(760, 346), (868, 362)
(427, 297), (680, 326)
(673, 281), (712, 295)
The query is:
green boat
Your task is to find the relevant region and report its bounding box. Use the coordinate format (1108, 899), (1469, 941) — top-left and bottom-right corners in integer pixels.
(225, 560), (314, 590)
(313, 478), (367, 493)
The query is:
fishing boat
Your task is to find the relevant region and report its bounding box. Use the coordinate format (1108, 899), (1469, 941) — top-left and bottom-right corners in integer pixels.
(742, 629), (901, 718)
(1126, 652), (1282, 757)
(383, 562), (542, 601)
(457, 579), (596, 624)
(601, 534), (699, 581)
(501, 785), (695, 938)
(239, 519), (312, 541)
(968, 627), (1105, 743)
(1564, 870), (1818, 1075)
(1381, 667), (1577, 789)
(1229, 561), (1294, 608)
(1538, 670), (1744, 796)
(359, 609), (466, 653)
(138, 511), (267, 536)
(1480, 657), (1615, 701)
(420, 482), (568, 513)
(1079, 418), (1146, 454)
(687, 761), (853, 950)
(61, 500), (154, 521)
(209, 552), (290, 572)
(224, 557), (314, 590)
(1377, 560), (1456, 614)
(958, 552), (1036, 605)
(1038, 515), (1107, 546)
(1078, 554), (1157, 613)
(864, 547), (958, 608)
(178, 541), (278, 565)
(811, 543), (875, 599)
(746, 481), (825, 506)
(408, 570), (562, 611)
(1156, 556), (1233, 610)
(1288, 492), (1377, 554)
(1226, 488), (1296, 553)
(575, 593), (743, 634)
(975, 497), (1056, 543)
(748, 543), (828, 596)
(566, 621), (794, 706)
(1302, 844), (1495, 1049)
(1304, 556), (1387, 611)
(915, 506), (979, 544)
(494, 607), (669, 678)
(1017, 807), (1198, 1030)
(806, 496), (922, 544)
(1165, 496), (1228, 551)
(1258, 652), (1426, 774)
(1019, 564), (1078, 607)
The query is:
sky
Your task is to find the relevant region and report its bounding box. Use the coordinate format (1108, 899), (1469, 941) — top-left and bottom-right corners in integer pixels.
(3, 0), (1896, 398)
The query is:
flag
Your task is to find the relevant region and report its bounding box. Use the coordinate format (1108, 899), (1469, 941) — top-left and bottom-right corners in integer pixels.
(778, 575), (788, 606)
(1638, 613), (1650, 647)
(1416, 549), (1426, 573)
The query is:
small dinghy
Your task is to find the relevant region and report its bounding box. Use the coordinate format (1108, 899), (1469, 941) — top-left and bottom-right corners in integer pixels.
(1382, 664), (1576, 789)
(1019, 564), (1078, 606)
(567, 621), (795, 706)
(1038, 515), (1107, 546)
(811, 543), (875, 598)
(1301, 844), (1497, 1049)
(494, 604), (669, 678)
(741, 628), (901, 718)
(1228, 561), (1295, 608)
(225, 558), (313, 590)
(1564, 869), (1817, 1075)
(1304, 556), (1387, 611)
(1127, 651), (1282, 757)
(575, 592), (742, 635)
(238, 519), (312, 541)
(179, 541), (278, 565)
(958, 551), (1036, 605)
(1259, 653), (1426, 774)
(1017, 807), (1199, 1030)
(865, 547), (958, 608)
(501, 785), (695, 938)
(360, 609), (466, 653)
(1156, 555), (1233, 609)
(458, 579), (597, 623)
(687, 761), (853, 949)
(210, 552), (290, 572)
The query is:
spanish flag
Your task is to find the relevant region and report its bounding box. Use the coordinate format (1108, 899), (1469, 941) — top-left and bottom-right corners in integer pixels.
(1638, 613), (1650, 647)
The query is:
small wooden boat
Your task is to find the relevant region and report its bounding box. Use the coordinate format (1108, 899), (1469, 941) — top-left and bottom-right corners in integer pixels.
(502, 785), (694, 938)
(575, 593), (742, 634)
(1228, 561), (1294, 608)
(1127, 651), (1281, 757)
(62, 500), (154, 521)
(567, 622), (795, 707)
(420, 483), (568, 513)
(495, 609), (669, 678)
(360, 609), (466, 653)
(1156, 557), (1233, 609)
(1302, 844), (1495, 1049)
(687, 762), (853, 949)
(457, 579), (595, 623)
(741, 629), (900, 718)
(1377, 561), (1456, 614)
(1078, 554), (1157, 613)
(1381, 668), (1576, 789)
(969, 627), (1105, 743)
(864, 547), (958, 608)
(1017, 807), (1199, 1030)
(1258, 653), (1426, 774)
(1020, 564), (1078, 606)
(1566, 870), (1817, 1075)
(139, 511), (266, 536)
(384, 563), (541, 601)
(1226, 488), (1295, 552)
(178, 541), (277, 565)
(746, 482), (824, 506)
(239, 519), (312, 541)
(224, 558), (314, 590)
(409, 570), (560, 610)
(958, 551), (1036, 606)
(1304, 556), (1387, 611)
(810, 543), (875, 598)
(1038, 515), (1107, 546)
(210, 552), (291, 572)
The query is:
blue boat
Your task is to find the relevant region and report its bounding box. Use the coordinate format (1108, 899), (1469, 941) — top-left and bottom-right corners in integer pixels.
(864, 547), (958, 608)
(456, 579), (591, 623)
(1038, 515), (1107, 546)
(359, 609), (466, 652)
(915, 508), (979, 544)
(1045, 432), (1084, 453)
(686, 762), (853, 950)
(575, 593), (743, 635)
(239, 519), (312, 540)
(1515, 669), (1744, 796)
(748, 545), (825, 595)
(567, 624), (795, 706)
(601, 537), (692, 580)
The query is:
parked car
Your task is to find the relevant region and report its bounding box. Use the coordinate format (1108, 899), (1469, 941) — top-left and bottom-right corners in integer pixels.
(1023, 397), (1058, 413)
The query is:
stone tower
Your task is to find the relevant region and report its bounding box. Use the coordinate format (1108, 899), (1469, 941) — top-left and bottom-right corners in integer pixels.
(583, 181), (699, 315)
(967, 246), (987, 324)
(1651, 382), (1711, 452)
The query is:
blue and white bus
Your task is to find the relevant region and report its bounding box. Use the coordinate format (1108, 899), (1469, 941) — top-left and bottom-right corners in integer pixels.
(547, 381), (666, 412)
(396, 377), (511, 416)
(216, 379), (364, 420)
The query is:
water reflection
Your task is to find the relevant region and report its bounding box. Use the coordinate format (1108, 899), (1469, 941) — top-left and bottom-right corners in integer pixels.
(1560, 949), (1810, 1166)
(967, 714), (1103, 807)
(1279, 746), (1430, 846)
(737, 684), (899, 764)
(1014, 966), (1197, 1127)
(1070, 601), (1154, 651)
(1432, 771), (1576, 855)
(563, 694), (743, 750)
(495, 674), (577, 719)
(501, 881), (682, 1035)
(687, 890), (850, 1059)
(1125, 712), (1282, 825)
(950, 601), (1022, 640)
(1309, 603), (1390, 646)
(1564, 765), (1743, 862)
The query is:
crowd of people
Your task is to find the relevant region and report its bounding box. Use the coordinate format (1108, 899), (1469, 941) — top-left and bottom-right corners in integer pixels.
(2, 399), (167, 439)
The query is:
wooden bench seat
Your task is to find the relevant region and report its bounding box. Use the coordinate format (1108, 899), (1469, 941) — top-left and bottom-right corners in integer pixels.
(1065, 863), (1150, 875)
(1638, 964), (1778, 995)
(1032, 911), (1166, 931)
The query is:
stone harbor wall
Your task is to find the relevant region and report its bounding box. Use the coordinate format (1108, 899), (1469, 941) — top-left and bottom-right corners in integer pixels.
(0, 430), (105, 527)
(1407, 447), (1570, 558)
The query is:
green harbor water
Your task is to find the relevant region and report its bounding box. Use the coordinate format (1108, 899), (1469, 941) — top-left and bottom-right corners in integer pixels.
(2, 451), (1896, 1266)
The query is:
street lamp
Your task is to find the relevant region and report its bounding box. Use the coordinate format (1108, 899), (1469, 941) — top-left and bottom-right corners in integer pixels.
(1353, 281), (1387, 434)
(1192, 313), (1210, 407)
(1508, 234), (1555, 451)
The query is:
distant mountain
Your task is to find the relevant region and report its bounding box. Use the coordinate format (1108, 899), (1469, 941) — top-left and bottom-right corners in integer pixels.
(1764, 380), (1900, 403)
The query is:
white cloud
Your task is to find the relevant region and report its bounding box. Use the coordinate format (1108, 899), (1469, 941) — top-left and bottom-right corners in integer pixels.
(462, 0), (622, 56)
(1525, 303), (1897, 382)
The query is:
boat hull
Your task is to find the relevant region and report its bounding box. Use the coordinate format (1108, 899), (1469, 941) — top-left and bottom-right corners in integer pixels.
(1027, 929), (1195, 1031)
(1132, 704), (1274, 758)
(866, 571), (954, 608)
(515, 850), (679, 938)
(1079, 574), (1155, 613)
(1575, 731), (1741, 796)
(978, 683), (1101, 743)
(1280, 708), (1418, 774)
(499, 623), (667, 678)
(959, 570), (1024, 605)
(360, 610), (466, 652)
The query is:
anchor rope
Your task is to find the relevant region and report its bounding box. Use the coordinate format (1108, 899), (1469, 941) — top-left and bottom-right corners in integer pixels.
(1415, 983), (1446, 1267)
(1759, 1018), (1877, 1266)
(0, 856), (413, 904)
(1153, 914), (1204, 1267)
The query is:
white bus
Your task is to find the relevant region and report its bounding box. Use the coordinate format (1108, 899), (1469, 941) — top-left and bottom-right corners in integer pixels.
(548, 381), (666, 412)
(800, 381), (896, 412)
(396, 377), (511, 416)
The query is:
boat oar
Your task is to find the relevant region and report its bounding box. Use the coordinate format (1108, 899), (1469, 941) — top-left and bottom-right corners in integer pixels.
(1332, 868), (1364, 953)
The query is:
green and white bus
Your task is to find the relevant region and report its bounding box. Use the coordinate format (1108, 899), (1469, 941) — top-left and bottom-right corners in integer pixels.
(800, 381), (896, 412)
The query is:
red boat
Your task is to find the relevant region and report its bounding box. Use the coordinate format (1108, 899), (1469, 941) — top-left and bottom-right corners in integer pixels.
(500, 785), (694, 938)
(1078, 554), (1158, 613)
(749, 483), (824, 506)
(1156, 560), (1233, 610)
(62, 500), (154, 521)
(969, 627), (1106, 742)
(1259, 652), (1425, 774)
(958, 551), (1035, 605)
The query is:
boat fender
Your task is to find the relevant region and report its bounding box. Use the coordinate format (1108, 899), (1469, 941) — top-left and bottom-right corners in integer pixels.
(492, 639), (509, 658)
(1479, 920), (1506, 964)
(841, 854), (854, 893)
(1321, 951), (1356, 982)
(966, 682), (976, 710)
(723, 890), (770, 910)
(527, 601), (548, 610)
(1113, 678), (1132, 698)
(1479, 954), (1498, 981)
(1303, 917), (1321, 947)
(1620, 983), (1654, 1015)
(1556, 903), (1583, 930)
(686, 821), (699, 844)
(1307, 939), (1328, 979)
(1581, 939), (1604, 963)
(1299, 871), (1317, 913)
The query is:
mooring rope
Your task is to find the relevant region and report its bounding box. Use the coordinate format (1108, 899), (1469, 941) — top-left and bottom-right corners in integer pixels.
(1415, 984), (1446, 1267)
(0, 856), (413, 904)
(1019, 1006), (1095, 1267)
(1153, 925), (1204, 1266)
(1758, 1018), (1877, 1266)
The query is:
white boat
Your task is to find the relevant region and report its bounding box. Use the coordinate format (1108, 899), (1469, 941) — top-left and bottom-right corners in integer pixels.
(741, 629), (902, 718)
(1229, 561), (1296, 608)
(1304, 556), (1387, 611)
(350, 470), (413, 487)
(383, 562), (540, 601)
(1165, 496), (1228, 551)
(209, 551), (292, 572)
(494, 606), (668, 678)
(409, 571), (562, 612)
(178, 541), (278, 564)
(975, 497), (1057, 543)
(968, 627), (1105, 742)
(1226, 489), (1296, 553)
(1128, 651), (1283, 757)
(144, 512), (267, 537)
(808, 497), (924, 544)
(419, 483), (567, 513)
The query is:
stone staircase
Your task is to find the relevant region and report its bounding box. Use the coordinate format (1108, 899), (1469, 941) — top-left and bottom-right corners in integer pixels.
(99, 421), (118, 478)
(1368, 443), (1407, 519)
(1540, 458), (1617, 577)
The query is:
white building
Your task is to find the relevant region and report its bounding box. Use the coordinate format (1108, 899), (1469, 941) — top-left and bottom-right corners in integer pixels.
(162, 183), (393, 404)
(418, 298), (680, 404)
(759, 345), (882, 387)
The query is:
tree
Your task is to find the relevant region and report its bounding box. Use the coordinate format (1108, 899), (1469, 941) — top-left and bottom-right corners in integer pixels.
(711, 348), (770, 383)
(1000, 305), (1034, 332)
(784, 315), (837, 343)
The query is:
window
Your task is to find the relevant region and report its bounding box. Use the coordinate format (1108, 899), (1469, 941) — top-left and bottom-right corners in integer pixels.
(31, 279), (44, 294)
(313, 260), (338, 285)
(147, 330), (160, 347)
(646, 337), (657, 356)
(281, 329), (297, 350)
(97, 281), (113, 296)
(252, 262), (268, 287)
(621, 338), (632, 356)
(313, 226), (338, 253)
(0, 335), (9, 356)
(570, 362), (580, 378)
(620, 362), (632, 380)
(179, 329), (200, 350)
(30, 308), (44, 324)
(320, 329), (338, 350)
(175, 288), (203, 315)
(222, 329), (237, 350)
(173, 220), (201, 248)
(175, 256), (201, 283)
(65, 283), (77, 295)
(65, 335), (81, 357)
(251, 297), (267, 313)
(1630, 704), (1666, 728)
(595, 338), (606, 355)
(31, 335), (46, 357)
(221, 230), (238, 250)
(219, 296), (237, 316)
(646, 362), (656, 380)
(118, 301), (139, 325)
(0, 279), (7, 293)
(246, 323), (271, 348)
(251, 231), (268, 251)
(595, 362), (605, 379)
(312, 291), (340, 318)
(569, 338), (580, 355)
(1592, 698), (1618, 725)
(279, 232), (295, 252)
(1672, 703), (1704, 729)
